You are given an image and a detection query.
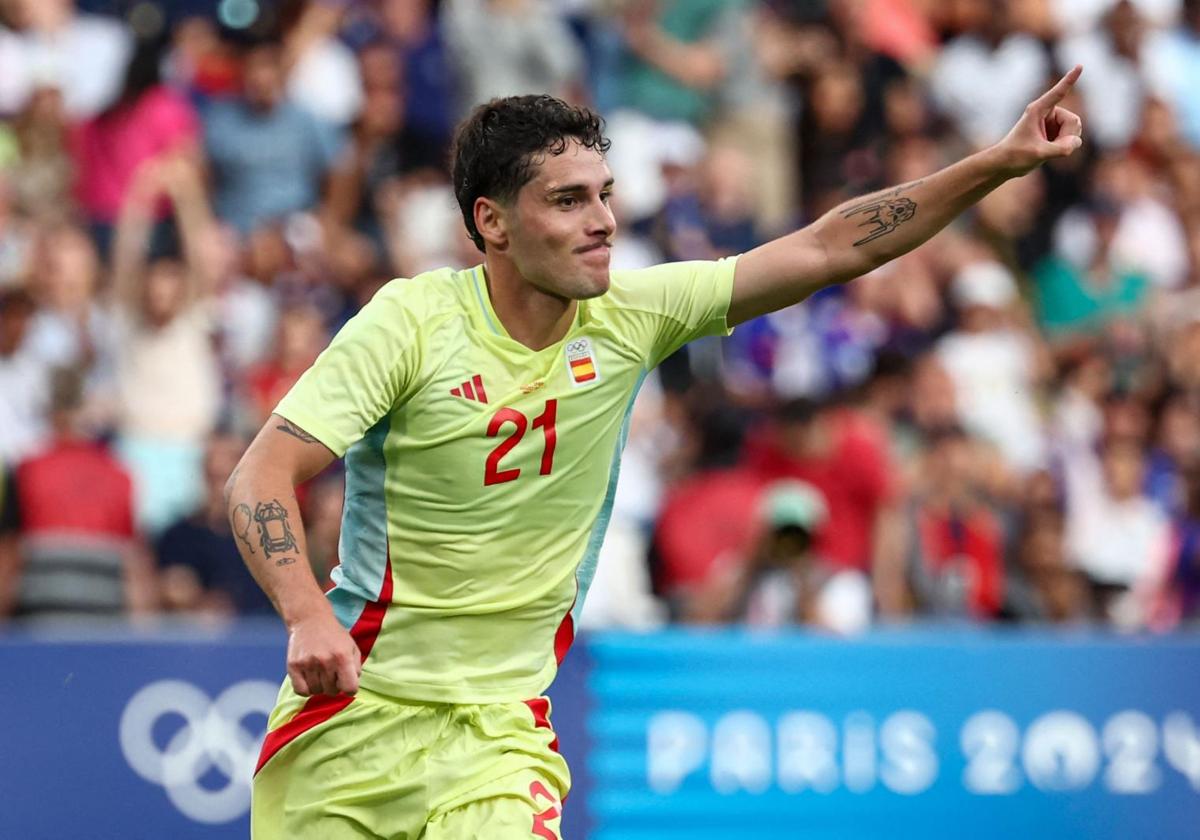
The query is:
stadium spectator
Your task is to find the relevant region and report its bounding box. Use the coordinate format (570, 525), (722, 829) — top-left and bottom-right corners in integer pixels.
(110, 154), (222, 534)
(2, 366), (155, 620)
(651, 392), (764, 618)
(0, 0), (132, 119)
(202, 37), (343, 234)
(0, 173), (32, 286)
(157, 432), (274, 616)
(1065, 436), (1173, 627)
(442, 0), (584, 111)
(0, 287), (48, 464)
(600, 0), (742, 220)
(323, 40), (407, 251)
(936, 259), (1049, 474)
(896, 424), (1007, 620)
(282, 0), (364, 127)
(7, 87), (73, 224)
(1003, 505), (1093, 622)
(688, 479), (872, 634)
(1057, 0), (1150, 151)
(70, 33), (200, 253)
(23, 224), (117, 431)
(743, 398), (899, 578)
(241, 301), (329, 429)
(1144, 0), (1200, 148)
(1033, 193), (1153, 338)
(1160, 466), (1200, 627)
(372, 0), (455, 172)
(1144, 390), (1200, 514)
(928, 0), (1051, 148)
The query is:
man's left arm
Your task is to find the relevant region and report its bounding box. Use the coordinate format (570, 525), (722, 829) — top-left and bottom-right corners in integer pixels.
(728, 66), (1084, 326)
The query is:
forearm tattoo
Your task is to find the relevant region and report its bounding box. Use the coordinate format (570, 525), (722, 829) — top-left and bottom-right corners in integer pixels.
(274, 556), (297, 567)
(841, 180), (922, 246)
(253, 499), (300, 556)
(276, 418), (320, 444)
(231, 503), (256, 555)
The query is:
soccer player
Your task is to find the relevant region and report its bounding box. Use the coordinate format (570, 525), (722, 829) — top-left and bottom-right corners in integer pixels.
(227, 68), (1084, 837)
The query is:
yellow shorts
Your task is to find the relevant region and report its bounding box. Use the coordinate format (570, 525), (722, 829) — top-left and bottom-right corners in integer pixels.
(252, 680), (570, 839)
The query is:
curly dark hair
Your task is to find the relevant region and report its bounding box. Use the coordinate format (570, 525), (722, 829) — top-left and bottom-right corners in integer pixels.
(450, 95), (611, 253)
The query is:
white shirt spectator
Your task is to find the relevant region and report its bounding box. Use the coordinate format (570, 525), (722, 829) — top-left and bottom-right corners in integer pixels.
(1051, 0), (1179, 36)
(936, 262), (1047, 473)
(442, 0), (583, 112)
(0, 13), (131, 118)
(113, 306), (221, 444)
(0, 343), (48, 464)
(1066, 464), (1171, 586)
(1056, 31), (1147, 149)
(287, 37), (364, 127)
(1053, 198), (1189, 287)
(929, 34), (1049, 147)
(938, 330), (1046, 472)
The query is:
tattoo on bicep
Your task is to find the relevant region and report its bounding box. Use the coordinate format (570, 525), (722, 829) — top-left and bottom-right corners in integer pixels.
(231, 503), (256, 555)
(254, 499), (300, 556)
(275, 556), (297, 567)
(841, 181), (922, 247)
(276, 419), (320, 445)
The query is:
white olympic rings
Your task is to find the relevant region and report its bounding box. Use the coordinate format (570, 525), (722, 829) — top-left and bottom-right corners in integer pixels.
(119, 679), (278, 824)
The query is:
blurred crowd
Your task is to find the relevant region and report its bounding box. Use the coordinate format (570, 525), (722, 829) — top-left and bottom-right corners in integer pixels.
(1, 0), (1199, 636)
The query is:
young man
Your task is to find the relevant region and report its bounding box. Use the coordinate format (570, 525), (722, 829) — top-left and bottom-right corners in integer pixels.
(228, 69), (1084, 837)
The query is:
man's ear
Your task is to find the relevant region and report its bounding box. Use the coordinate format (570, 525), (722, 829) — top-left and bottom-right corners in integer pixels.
(474, 197), (509, 251)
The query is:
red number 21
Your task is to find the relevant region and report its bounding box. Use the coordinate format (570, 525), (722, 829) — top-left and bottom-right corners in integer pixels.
(484, 400), (558, 486)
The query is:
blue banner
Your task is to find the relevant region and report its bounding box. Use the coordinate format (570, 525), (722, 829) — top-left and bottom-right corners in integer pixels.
(586, 628), (1200, 840)
(3, 624), (1199, 838)
(0, 622), (588, 839)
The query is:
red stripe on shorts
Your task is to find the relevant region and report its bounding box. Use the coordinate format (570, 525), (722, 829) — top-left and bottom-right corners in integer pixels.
(254, 693), (353, 775)
(255, 553), (394, 775)
(524, 697), (559, 754)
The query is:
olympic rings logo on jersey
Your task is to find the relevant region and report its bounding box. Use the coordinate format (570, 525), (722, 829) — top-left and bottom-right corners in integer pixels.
(119, 679), (278, 824)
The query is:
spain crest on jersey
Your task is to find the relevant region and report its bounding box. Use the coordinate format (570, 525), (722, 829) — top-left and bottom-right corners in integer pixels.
(565, 337), (599, 386)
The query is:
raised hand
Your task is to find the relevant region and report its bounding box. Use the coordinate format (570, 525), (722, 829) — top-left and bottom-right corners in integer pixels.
(994, 65), (1085, 176)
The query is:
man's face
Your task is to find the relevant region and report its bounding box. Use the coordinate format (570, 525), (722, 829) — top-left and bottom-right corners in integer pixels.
(243, 45), (284, 110)
(495, 141), (616, 301)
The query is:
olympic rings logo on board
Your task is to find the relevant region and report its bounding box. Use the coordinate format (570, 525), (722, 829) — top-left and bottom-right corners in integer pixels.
(119, 679), (278, 824)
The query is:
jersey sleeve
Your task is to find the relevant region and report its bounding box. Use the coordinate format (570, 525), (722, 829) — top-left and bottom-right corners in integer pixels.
(607, 257), (738, 369)
(273, 284), (419, 457)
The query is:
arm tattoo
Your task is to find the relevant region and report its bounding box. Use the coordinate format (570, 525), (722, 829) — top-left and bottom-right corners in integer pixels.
(254, 499), (300, 556)
(276, 418), (320, 445)
(231, 503), (256, 555)
(275, 556), (297, 567)
(841, 181), (922, 247)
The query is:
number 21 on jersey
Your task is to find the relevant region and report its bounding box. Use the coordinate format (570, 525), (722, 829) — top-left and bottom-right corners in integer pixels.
(484, 400), (558, 486)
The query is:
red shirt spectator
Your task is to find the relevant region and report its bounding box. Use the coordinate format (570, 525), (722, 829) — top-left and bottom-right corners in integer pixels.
(11, 437), (137, 617)
(743, 402), (897, 572)
(652, 464), (768, 599)
(909, 505), (1005, 618)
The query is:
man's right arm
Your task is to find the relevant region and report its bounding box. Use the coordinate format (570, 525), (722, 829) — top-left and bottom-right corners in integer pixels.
(225, 414), (361, 696)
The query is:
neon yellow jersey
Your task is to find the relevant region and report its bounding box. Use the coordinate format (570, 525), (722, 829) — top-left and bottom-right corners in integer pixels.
(274, 258), (737, 703)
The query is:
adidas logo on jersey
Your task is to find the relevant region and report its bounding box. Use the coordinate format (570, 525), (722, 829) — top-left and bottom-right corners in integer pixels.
(450, 374), (489, 403)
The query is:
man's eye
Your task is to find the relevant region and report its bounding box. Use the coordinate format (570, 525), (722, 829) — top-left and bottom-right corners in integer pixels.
(600, 192), (612, 203)
(558, 196), (577, 208)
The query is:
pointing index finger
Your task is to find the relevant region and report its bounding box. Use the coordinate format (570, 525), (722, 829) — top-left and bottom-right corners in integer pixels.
(1033, 65), (1082, 112)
